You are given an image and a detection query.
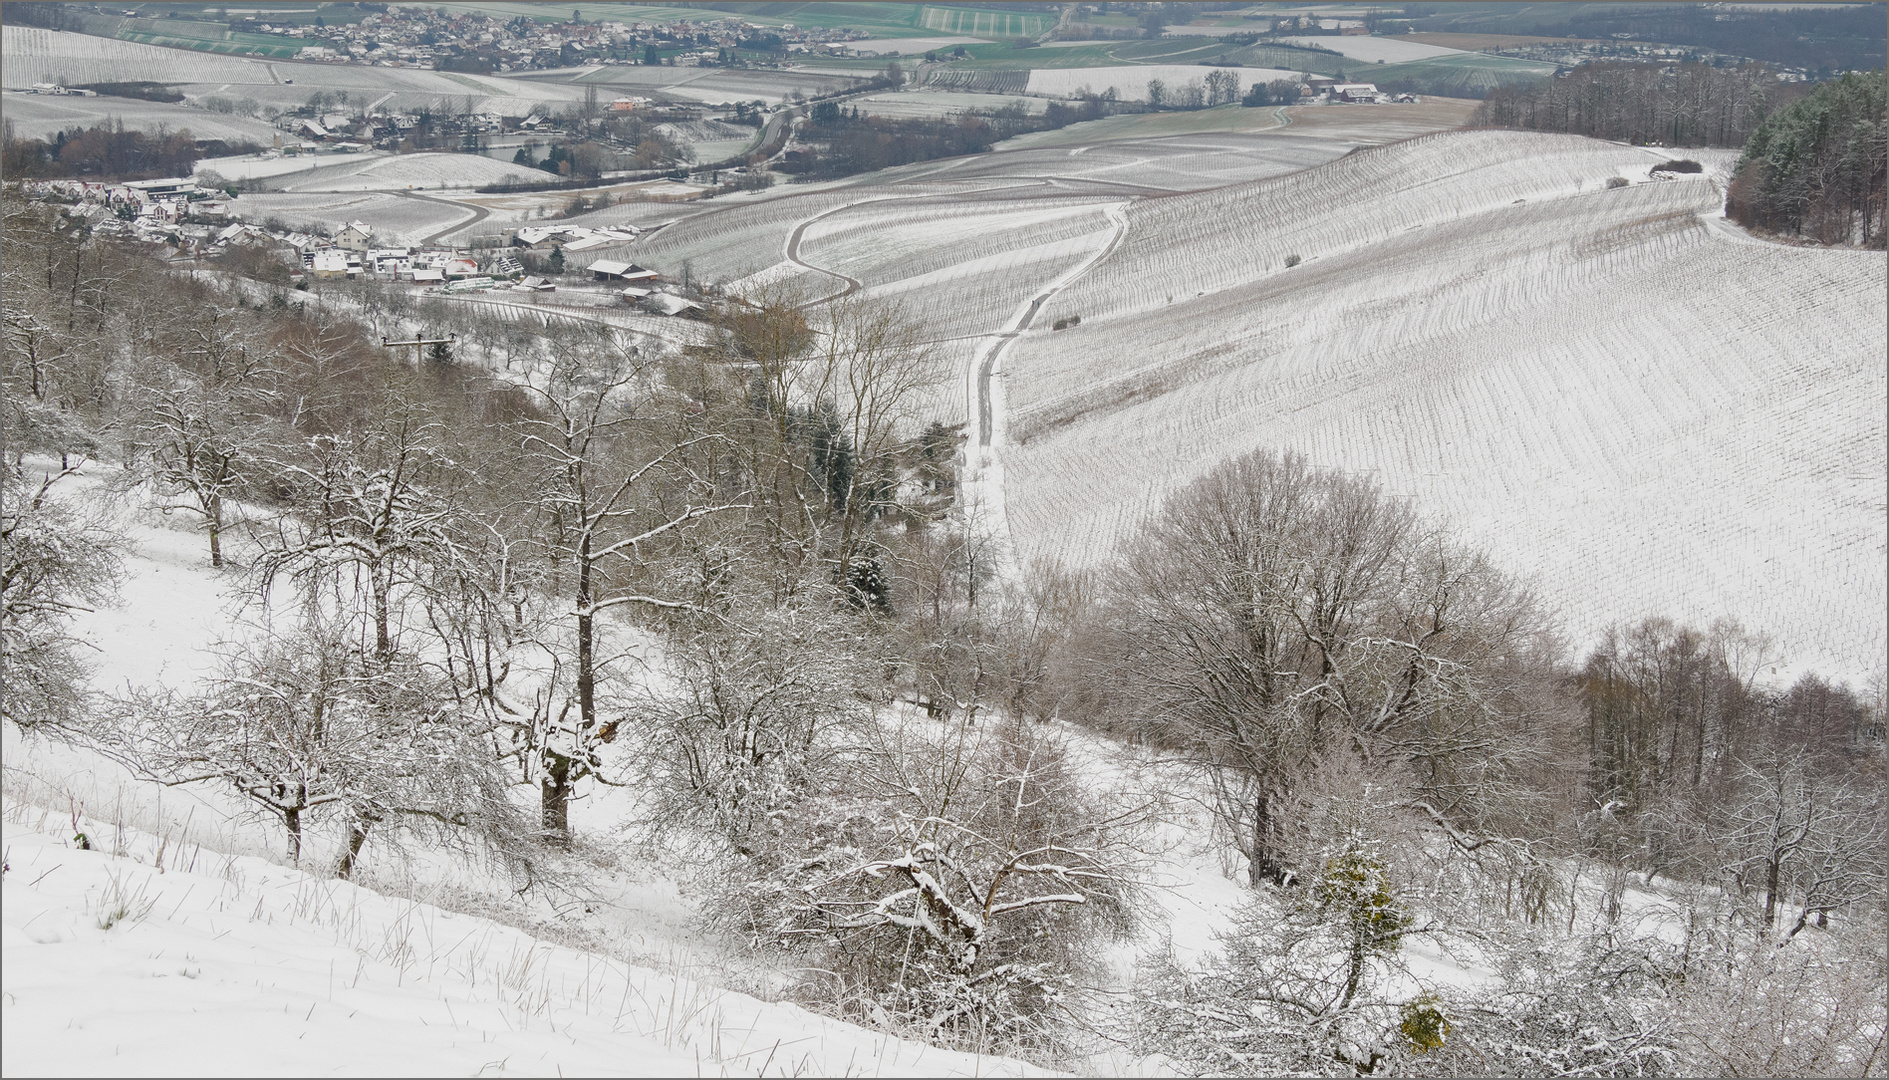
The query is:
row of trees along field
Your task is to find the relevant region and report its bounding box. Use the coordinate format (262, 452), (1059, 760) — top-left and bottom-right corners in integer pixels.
(0, 119), (242, 182)
(780, 89), (1119, 180)
(3, 187), (1884, 1071)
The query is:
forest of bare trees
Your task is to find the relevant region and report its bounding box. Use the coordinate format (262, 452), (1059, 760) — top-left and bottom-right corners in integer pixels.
(3, 179), (1884, 1073)
(1475, 61), (1801, 148)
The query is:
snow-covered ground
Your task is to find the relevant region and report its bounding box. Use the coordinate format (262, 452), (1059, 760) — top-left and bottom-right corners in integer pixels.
(0, 478), (1047, 1077)
(1005, 132), (1886, 678)
(2, 92), (280, 143)
(1275, 35), (1467, 64)
(0, 798), (1043, 1078)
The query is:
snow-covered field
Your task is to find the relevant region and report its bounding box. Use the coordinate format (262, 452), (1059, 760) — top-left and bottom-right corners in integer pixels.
(856, 90), (1049, 119)
(503, 114), (1886, 680)
(2, 26), (592, 118)
(1, 24), (263, 87)
(1024, 65), (1302, 101)
(1002, 132), (1886, 677)
(570, 67), (863, 107)
(1, 92), (280, 143)
(260, 152), (537, 193)
(1276, 34), (1467, 64)
(226, 190), (474, 243)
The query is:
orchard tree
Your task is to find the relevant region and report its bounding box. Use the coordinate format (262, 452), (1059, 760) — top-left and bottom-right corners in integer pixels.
(516, 331), (740, 845)
(1104, 448), (1558, 886)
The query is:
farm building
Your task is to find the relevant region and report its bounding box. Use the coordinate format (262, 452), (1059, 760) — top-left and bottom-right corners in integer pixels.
(513, 226), (565, 249)
(1332, 83), (1383, 103)
(645, 293), (702, 317)
(124, 177), (198, 200)
(590, 260), (659, 283)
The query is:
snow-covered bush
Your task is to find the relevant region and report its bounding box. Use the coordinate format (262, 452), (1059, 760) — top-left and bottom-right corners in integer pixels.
(706, 717), (1146, 1055)
(1133, 827), (1425, 1075)
(0, 466), (124, 734)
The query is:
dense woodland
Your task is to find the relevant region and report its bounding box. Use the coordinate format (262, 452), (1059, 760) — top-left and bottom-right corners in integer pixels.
(3, 120), (1886, 1075)
(0, 119), (251, 182)
(1727, 70), (1889, 248)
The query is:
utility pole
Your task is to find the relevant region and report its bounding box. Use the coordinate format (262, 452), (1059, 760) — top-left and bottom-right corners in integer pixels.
(381, 333), (457, 364)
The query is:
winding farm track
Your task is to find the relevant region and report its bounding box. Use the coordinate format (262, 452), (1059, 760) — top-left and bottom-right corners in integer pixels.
(779, 180), (1065, 306)
(973, 201), (1131, 451)
(954, 200), (1131, 565)
(390, 190), (491, 246)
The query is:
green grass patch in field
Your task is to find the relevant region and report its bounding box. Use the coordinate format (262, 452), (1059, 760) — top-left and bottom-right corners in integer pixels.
(115, 27), (306, 57)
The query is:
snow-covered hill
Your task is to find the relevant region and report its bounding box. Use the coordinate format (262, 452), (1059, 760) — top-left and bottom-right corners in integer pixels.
(1004, 131), (1886, 678)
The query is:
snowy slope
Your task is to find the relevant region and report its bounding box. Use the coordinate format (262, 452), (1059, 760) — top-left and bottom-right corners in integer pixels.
(1002, 131), (1886, 677)
(0, 492), (1046, 1078)
(0, 812), (1043, 1078)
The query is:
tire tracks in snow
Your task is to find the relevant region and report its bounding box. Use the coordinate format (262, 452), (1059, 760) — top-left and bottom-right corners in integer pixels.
(962, 200), (1131, 567)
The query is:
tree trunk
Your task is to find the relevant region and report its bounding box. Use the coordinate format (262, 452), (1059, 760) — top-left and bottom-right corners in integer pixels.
(336, 814), (373, 880)
(207, 493), (224, 568)
(542, 751), (572, 847)
(1249, 790), (1286, 887)
(285, 805), (302, 865)
(1763, 853), (1780, 928)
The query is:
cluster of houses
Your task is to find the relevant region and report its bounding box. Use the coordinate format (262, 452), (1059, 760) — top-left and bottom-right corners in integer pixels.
(217, 7), (878, 73)
(19, 176), (238, 248)
(511, 224), (644, 253)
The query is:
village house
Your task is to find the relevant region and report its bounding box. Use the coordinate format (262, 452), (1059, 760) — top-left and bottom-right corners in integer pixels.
(309, 250), (352, 279)
(335, 221), (374, 251)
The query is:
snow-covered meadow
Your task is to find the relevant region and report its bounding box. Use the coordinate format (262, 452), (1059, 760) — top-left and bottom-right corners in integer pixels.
(3, 25), (594, 119)
(1, 92), (280, 144)
(1, 757), (1044, 1079)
